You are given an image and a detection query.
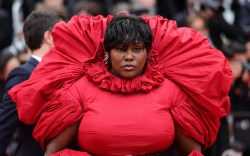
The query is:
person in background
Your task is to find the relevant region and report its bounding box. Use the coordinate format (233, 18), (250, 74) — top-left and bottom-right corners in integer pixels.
(220, 41), (250, 156)
(198, 0), (245, 51)
(66, 0), (108, 19)
(0, 48), (21, 82)
(0, 10), (66, 156)
(111, 1), (131, 15)
(70, 1), (105, 16)
(156, 0), (202, 27)
(0, 48), (21, 104)
(245, 40), (250, 61)
(186, 15), (214, 47)
(0, 6), (12, 51)
(227, 41), (249, 110)
(34, 0), (68, 20)
(9, 13), (232, 156)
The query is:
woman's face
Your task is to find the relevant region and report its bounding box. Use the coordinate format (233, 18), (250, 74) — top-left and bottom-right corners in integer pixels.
(110, 42), (147, 79)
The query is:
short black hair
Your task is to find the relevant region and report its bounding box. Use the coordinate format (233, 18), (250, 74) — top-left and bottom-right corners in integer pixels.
(104, 15), (152, 53)
(23, 10), (66, 51)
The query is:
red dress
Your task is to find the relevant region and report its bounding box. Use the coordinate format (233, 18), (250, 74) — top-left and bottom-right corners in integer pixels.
(9, 15), (232, 156)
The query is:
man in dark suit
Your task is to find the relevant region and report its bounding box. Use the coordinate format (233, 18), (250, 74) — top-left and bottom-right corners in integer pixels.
(0, 10), (65, 156)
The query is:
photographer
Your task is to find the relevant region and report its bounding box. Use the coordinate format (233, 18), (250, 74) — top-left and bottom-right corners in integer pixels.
(226, 41), (250, 151)
(227, 41), (250, 111)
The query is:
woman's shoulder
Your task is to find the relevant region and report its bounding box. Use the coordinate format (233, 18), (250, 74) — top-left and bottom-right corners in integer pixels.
(152, 78), (187, 107)
(160, 78), (184, 93)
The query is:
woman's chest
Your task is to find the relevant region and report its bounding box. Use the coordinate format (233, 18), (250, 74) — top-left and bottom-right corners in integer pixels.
(76, 79), (178, 155)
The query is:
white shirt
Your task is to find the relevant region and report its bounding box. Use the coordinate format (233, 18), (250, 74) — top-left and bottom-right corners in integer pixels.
(31, 55), (42, 62)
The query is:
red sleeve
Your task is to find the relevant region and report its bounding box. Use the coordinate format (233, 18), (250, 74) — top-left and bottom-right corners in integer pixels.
(144, 16), (232, 118)
(32, 89), (83, 150)
(143, 16), (232, 150)
(8, 15), (111, 124)
(171, 94), (220, 150)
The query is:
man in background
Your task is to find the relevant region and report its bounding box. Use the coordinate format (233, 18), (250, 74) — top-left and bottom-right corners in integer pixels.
(0, 10), (65, 156)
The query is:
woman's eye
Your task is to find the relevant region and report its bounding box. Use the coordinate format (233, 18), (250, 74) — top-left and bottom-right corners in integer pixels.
(134, 48), (143, 52)
(116, 47), (125, 51)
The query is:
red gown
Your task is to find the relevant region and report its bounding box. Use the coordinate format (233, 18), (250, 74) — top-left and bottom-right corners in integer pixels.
(9, 15), (232, 156)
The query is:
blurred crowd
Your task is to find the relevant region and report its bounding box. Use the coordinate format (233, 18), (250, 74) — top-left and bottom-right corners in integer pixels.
(1, 0), (250, 156)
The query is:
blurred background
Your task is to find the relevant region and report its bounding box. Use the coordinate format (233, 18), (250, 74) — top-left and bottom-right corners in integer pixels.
(1, 0), (250, 156)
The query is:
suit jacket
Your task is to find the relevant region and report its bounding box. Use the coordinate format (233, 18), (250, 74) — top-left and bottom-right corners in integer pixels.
(0, 57), (44, 156)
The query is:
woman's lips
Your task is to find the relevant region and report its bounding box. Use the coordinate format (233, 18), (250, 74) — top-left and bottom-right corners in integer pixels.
(123, 65), (135, 71)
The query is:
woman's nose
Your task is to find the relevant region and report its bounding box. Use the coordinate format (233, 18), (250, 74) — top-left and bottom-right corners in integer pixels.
(124, 51), (134, 61)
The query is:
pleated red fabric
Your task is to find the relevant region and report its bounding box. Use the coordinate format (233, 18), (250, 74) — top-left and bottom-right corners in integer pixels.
(9, 15), (233, 155)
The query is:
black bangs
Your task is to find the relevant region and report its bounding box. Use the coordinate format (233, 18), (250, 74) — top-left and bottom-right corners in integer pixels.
(104, 15), (152, 52)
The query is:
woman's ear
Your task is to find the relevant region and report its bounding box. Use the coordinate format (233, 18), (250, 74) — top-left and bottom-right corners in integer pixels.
(104, 52), (109, 65)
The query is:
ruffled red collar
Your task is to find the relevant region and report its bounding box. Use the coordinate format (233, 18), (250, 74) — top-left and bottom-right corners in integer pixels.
(83, 49), (165, 93)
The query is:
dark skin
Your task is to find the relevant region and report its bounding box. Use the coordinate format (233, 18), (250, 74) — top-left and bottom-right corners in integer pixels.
(174, 125), (202, 156)
(45, 121), (80, 156)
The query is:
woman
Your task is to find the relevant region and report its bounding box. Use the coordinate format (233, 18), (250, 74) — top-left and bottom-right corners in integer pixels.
(9, 14), (233, 156)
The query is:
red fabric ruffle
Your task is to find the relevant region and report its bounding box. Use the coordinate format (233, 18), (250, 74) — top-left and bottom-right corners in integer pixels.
(170, 97), (220, 150)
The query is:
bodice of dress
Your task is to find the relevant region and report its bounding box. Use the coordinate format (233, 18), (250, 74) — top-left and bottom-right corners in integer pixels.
(69, 76), (186, 155)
